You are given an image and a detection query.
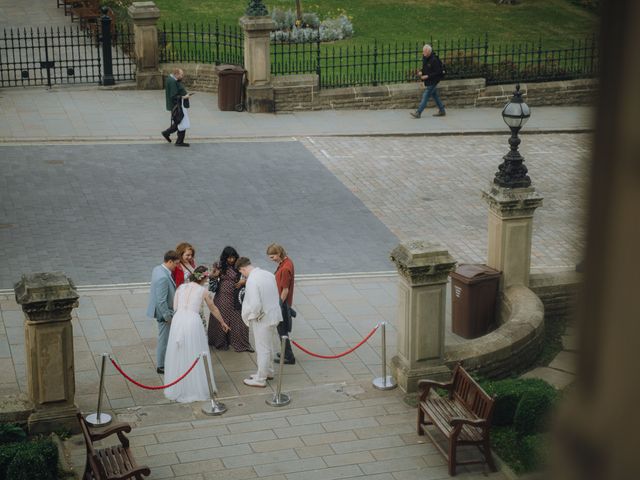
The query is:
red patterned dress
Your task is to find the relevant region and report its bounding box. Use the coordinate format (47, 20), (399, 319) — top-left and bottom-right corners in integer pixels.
(208, 265), (252, 352)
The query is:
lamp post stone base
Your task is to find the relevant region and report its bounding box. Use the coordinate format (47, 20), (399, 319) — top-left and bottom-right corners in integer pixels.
(482, 184), (543, 289)
(391, 358), (451, 393)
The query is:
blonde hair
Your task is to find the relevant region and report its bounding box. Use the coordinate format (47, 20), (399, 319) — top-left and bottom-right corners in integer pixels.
(175, 242), (195, 260)
(266, 243), (286, 258)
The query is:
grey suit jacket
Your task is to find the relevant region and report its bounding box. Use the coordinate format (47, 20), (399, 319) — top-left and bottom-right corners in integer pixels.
(146, 264), (176, 322)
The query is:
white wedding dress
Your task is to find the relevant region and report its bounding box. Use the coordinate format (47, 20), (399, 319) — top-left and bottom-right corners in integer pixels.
(164, 282), (216, 403)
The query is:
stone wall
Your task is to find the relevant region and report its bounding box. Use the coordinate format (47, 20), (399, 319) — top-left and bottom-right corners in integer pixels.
(157, 64), (597, 112)
(445, 285), (545, 379)
(271, 75), (597, 112)
(530, 270), (581, 321)
(160, 63), (220, 93)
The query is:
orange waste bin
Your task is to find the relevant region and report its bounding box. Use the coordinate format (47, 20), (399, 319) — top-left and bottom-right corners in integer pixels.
(216, 65), (245, 111)
(450, 264), (501, 339)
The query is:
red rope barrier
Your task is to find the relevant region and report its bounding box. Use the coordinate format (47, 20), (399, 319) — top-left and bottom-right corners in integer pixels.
(109, 355), (201, 390)
(291, 323), (380, 359)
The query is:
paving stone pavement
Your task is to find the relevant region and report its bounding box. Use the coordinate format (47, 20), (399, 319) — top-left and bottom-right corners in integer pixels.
(0, 141), (398, 288)
(0, 276), (504, 479)
(301, 133), (589, 269)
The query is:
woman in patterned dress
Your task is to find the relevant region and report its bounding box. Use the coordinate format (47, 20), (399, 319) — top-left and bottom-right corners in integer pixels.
(207, 246), (253, 352)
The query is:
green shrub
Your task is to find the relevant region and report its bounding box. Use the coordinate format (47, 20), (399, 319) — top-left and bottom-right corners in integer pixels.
(0, 424), (26, 444)
(480, 377), (557, 426)
(0, 437), (58, 480)
(514, 389), (556, 437)
(520, 433), (551, 471)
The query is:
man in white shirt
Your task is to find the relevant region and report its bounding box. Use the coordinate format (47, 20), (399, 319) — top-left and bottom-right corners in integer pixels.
(237, 257), (282, 387)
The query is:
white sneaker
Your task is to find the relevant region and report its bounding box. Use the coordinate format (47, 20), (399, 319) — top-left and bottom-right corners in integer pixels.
(243, 377), (267, 388)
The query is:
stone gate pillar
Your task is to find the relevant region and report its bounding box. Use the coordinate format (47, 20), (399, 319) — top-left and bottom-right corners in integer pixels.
(482, 185), (543, 289)
(14, 272), (80, 434)
(390, 241), (456, 392)
(128, 1), (163, 89)
(239, 15), (276, 112)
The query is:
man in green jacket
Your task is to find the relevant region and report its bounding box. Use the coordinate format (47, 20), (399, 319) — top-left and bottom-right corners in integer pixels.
(161, 68), (190, 147)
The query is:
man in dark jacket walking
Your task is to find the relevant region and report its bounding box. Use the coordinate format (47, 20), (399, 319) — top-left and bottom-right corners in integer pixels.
(161, 68), (191, 147)
(410, 44), (446, 118)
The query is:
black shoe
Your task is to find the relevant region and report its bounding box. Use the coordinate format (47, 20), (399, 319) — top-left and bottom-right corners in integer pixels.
(156, 367), (164, 374)
(433, 110), (446, 117)
(410, 111), (421, 119)
(161, 131), (171, 143)
(175, 142), (190, 147)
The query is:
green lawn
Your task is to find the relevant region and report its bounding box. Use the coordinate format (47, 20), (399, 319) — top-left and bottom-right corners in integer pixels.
(153, 0), (598, 49)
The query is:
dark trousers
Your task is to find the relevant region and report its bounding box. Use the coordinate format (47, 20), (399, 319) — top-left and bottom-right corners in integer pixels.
(162, 117), (186, 144)
(276, 321), (295, 361)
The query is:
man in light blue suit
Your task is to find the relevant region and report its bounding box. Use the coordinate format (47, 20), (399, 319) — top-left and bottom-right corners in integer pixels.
(147, 250), (180, 374)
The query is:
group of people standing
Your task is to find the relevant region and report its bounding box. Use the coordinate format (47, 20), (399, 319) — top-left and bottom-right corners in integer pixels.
(146, 243), (296, 403)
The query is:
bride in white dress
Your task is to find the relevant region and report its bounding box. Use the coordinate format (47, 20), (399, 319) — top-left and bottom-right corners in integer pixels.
(164, 266), (230, 403)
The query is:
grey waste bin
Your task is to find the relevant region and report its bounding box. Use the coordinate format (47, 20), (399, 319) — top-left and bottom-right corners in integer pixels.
(216, 65), (245, 111)
(449, 264), (501, 339)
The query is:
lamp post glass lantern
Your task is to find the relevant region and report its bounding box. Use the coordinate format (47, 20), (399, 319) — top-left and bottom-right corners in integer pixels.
(494, 84), (532, 188)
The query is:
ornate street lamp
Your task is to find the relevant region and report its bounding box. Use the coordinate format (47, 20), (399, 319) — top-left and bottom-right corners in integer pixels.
(493, 84), (532, 188)
(246, 0), (268, 16)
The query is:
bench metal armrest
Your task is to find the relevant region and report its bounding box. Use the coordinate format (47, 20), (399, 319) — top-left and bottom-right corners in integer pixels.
(417, 379), (453, 401)
(89, 421), (132, 442)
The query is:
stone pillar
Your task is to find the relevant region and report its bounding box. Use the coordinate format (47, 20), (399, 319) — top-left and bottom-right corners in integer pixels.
(128, 1), (163, 89)
(482, 185), (543, 289)
(14, 272), (80, 434)
(239, 16), (276, 112)
(390, 241), (456, 393)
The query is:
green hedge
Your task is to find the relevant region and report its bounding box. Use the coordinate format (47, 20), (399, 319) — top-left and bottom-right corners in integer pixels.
(480, 378), (557, 426)
(514, 388), (555, 437)
(0, 438), (58, 480)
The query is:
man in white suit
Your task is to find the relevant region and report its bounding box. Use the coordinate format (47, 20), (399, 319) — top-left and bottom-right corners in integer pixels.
(147, 250), (180, 374)
(237, 257), (282, 387)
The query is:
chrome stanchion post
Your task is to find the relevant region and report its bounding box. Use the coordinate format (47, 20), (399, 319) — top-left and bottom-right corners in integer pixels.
(201, 351), (227, 415)
(372, 322), (397, 390)
(86, 353), (113, 426)
(267, 335), (291, 407)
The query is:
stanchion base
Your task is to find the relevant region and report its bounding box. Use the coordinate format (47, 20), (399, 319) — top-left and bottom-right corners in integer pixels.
(266, 393), (291, 407)
(202, 399), (227, 416)
(372, 376), (397, 391)
(85, 412), (113, 427)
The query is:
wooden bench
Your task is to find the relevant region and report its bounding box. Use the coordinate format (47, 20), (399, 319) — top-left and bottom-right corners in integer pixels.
(417, 365), (497, 476)
(77, 413), (151, 480)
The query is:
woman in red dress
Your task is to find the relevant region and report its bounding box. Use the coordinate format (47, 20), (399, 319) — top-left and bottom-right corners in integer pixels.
(172, 242), (196, 288)
(207, 246), (253, 352)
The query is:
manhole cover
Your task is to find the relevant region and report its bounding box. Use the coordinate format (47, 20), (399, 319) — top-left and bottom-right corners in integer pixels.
(0, 224), (15, 229)
(45, 160), (64, 165)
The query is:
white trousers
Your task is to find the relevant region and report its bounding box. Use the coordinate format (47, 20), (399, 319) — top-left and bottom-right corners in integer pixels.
(252, 321), (276, 381)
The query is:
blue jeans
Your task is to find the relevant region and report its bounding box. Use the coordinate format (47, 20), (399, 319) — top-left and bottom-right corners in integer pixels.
(156, 319), (170, 368)
(417, 84), (445, 114)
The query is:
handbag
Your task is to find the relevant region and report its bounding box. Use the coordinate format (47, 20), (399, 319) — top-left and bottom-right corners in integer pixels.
(171, 101), (184, 125)
(183, 97), (190, 109)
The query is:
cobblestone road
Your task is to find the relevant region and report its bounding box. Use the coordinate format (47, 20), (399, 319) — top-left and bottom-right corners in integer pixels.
(302, 133), (590, 269)
(0, 141), (398, 288)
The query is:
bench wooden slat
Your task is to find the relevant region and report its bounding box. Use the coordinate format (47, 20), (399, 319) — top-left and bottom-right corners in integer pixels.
(77, 413), (151, 480)
(417, 365), (497, 476)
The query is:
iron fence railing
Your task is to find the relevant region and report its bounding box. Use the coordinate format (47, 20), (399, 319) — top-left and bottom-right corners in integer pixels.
(313, 34), (599, 88)
(156, 23), (598, 89)
(159, 21), (244, 65)
(112, 23), (136, 82)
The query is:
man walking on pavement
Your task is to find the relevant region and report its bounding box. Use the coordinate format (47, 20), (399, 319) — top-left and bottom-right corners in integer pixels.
(237, 257), (282, 387)
(161, 68), (191, 147)
(410, 44), (446, 118)
(147, 250), (179, 374)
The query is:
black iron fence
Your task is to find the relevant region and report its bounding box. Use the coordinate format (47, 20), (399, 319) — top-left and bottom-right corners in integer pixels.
(159, 21), (244, 65)
(155, 22), (598, 89)
(273, 34), (599, 88)
(0, 19), (136, 88)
